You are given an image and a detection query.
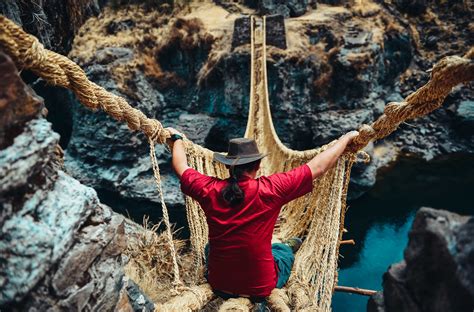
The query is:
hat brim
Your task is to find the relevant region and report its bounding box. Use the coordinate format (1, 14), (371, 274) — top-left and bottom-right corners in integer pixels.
(213, 152), (268, 166)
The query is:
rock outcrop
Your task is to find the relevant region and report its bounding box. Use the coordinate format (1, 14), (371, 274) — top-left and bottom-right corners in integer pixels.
(367, 207), (474, 312)
(63, 44), (187, 227)
(0, 52), (129, 311)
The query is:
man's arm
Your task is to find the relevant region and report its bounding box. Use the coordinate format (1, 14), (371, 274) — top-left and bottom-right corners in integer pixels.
(307, 131), (359, 179)
(166, 127), (190, 178)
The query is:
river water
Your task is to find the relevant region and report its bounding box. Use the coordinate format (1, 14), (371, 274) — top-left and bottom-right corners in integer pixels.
(331, 154), (473, 312)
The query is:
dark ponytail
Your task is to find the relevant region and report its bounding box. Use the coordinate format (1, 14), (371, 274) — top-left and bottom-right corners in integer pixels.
(221, 160), (260, 206)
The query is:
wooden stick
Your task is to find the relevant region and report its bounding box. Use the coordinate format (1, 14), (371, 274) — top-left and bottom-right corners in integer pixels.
(340, 239), (355, 245)
(334, 286), (377, 296)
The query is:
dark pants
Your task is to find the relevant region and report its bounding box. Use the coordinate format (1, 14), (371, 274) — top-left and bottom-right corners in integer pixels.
(204, 243), (295, 294)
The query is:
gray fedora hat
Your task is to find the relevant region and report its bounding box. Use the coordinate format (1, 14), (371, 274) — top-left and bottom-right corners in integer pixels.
(213, 138), (267, 166)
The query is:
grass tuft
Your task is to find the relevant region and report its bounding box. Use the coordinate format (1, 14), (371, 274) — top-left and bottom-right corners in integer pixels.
(123, 216), (197, 304)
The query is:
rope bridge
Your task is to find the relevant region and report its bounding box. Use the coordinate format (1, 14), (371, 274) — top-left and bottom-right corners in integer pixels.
(1, 14), (473, 311)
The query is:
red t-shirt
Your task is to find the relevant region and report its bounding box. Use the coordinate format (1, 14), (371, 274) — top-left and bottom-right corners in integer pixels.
(180, 164), (313, 297)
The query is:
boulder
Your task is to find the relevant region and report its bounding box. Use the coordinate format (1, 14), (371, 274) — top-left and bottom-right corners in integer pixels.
(309, 108), (373, 146)
(286, 0), (308, 17)
(368, 207), (474, 312)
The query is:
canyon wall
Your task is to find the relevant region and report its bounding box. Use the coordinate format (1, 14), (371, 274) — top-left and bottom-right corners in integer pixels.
(0, 51), (131, 311)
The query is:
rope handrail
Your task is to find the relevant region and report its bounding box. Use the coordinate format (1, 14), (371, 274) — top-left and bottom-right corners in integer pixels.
(348, 48), (474, 151)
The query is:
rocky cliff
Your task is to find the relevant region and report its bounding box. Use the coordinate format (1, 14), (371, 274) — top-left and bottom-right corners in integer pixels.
(42, 0), (471, 226)
(367, 207), (474, 312)
(1, 0), (471, 229)
(0, 51), (135, 311)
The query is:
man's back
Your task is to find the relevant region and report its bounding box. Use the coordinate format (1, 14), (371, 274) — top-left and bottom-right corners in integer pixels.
(180, 164), (313, 297)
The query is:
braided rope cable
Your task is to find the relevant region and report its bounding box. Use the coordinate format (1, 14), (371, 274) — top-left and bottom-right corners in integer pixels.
(348, 47), (474, 151)
(218, 297), (253, 311)
(268, 288), (291, 312)
(157, 283), (215, 311)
